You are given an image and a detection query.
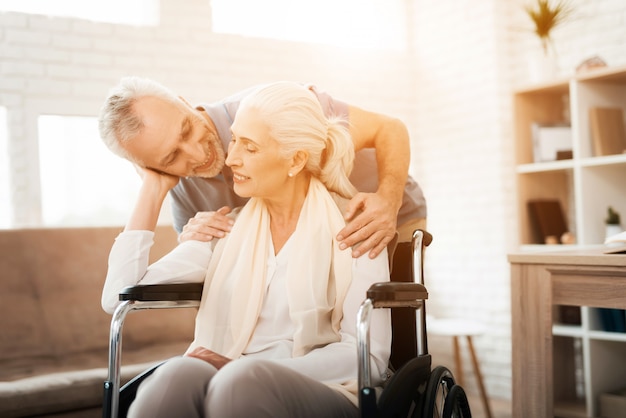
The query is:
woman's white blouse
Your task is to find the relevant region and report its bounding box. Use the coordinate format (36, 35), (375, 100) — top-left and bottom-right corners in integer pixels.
(102, 230), (391, 386)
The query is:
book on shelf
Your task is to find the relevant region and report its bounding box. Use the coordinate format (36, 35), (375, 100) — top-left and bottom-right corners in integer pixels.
(558, 306), (581, 325)
(527, 199), (568, 244)
(531, 124), (572, 162)
(598, 308), (626, 333)
(589, 107), (626, 156)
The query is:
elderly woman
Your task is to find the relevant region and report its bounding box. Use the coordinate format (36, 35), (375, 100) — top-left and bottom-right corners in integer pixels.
(101, 81), (391, 418)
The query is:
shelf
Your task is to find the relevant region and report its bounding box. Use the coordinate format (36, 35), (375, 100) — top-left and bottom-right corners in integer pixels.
(513, 65), (626, 417)
(518, 244), (581, 252)
(579, 153), (626, 167)
(587, 330), (626, 342)
(553, 317), (626, 341)
(517, 154), (626, 171)
(516, 159), (574, 173)
(515, 78), (570, 95)
(575, 64), (626, 83)
(554, 399), (587, 418)
(553, 324), (584, 338)
(515, 154), (626, 174)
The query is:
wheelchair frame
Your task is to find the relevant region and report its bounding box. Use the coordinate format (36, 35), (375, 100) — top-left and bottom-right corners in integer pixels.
(103, 230), (471, 418)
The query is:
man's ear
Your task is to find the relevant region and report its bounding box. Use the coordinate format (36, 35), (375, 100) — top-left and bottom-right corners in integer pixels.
(290, 150), (308, 175)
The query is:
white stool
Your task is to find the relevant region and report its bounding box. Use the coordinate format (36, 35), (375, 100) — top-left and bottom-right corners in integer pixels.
(427, 317), (493, 418)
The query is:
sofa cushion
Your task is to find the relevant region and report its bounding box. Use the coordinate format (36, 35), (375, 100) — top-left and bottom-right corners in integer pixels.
(0, 226), (197, 416)
(0, 339), (190, 417)
(0, 226), (195, 380)
(0, 361), (159, 417)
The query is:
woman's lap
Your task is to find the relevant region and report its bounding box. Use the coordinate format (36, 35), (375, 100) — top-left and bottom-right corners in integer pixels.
(129, 356), (358, 418)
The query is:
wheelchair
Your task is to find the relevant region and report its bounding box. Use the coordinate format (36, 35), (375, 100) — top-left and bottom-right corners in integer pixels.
(103, 230), (472, 417)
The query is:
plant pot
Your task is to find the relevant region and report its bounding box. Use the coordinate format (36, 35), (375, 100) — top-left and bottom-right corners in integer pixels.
(528, 49), (558, 83)
(606, 224), (623, 241)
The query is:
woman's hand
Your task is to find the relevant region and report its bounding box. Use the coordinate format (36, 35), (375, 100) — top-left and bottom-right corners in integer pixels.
(179, 206), (234, 243)
(186, 346), (232, 370)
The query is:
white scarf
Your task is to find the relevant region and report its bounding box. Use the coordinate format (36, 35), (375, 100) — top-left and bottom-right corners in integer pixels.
(187, 177), (353, 364)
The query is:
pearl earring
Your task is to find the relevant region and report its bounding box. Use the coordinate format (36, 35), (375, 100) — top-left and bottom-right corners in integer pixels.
(288, 172), (294, 177)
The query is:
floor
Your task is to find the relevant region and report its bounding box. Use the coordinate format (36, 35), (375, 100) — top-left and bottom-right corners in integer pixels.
(466, 394), (513, 418)
(39, 393), (512, 418)
(428, 334), (513, 418)
(35, 409), (101, 417)
(39, 334), (514, 418)
(51, 393), (509, 416)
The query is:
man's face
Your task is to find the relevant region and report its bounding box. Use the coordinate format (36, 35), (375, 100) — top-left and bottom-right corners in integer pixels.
(122, 96), (225, 178)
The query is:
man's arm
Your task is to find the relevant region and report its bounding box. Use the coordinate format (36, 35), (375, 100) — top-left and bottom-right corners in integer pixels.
(337, 104), (410, 258)
(126, 168), (180, 232)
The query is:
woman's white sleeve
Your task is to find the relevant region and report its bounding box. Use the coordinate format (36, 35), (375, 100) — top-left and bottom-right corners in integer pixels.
(101, 230), (212, 314)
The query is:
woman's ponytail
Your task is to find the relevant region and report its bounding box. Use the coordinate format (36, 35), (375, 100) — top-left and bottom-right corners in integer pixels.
(319, 118), (358, 199)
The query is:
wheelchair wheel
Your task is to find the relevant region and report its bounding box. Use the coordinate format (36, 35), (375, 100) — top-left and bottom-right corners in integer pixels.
(421, 366), (456, 418)
(442, 384), (472, 418)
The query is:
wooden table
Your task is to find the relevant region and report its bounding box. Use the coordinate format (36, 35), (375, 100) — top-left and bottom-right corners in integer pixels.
(508, 247), (626, 417)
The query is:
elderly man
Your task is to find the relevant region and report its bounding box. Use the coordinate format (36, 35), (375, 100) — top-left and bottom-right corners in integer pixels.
(98, 77), (426, 258)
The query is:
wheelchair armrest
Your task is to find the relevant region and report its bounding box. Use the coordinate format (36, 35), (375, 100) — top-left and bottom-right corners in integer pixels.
(119, 283), (204, 302)
(108, 283), (203, 418)
(416, 229), (433, 247)
(366, 282), (428, 308)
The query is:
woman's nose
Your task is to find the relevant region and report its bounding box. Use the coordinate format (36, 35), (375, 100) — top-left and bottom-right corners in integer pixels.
(225, 142), (240, 167)
(225, 151), (238, 167)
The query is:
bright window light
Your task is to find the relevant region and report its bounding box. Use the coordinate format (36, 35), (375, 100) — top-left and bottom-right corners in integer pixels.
(37, 115), (160, 227)
(0, 107), (11, 228)
(211, 0), (406, 50)
(0, 0), (159, 25)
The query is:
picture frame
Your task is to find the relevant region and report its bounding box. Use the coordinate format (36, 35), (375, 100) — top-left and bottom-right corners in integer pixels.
(532, 123), (573, 162)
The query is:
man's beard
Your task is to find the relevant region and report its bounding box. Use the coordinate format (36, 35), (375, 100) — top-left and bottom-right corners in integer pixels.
(193, 131), (225, 178)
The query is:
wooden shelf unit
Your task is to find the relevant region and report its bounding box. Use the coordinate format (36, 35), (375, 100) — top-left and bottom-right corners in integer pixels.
(513, 65), (626, 247)
(512, 65), (626, 418)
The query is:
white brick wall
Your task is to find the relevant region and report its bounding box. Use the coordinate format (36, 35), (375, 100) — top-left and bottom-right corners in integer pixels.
(1, 0), (625, 404)
(0, 1), (417, 227)
(410, 0), (517, 399)
(412, 0), (626, 401)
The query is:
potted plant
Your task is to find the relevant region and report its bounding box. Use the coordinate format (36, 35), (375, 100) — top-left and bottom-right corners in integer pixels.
(524, 0), (574, 81)
(605, 206), (622, 239)
(524, 0), (574, 55)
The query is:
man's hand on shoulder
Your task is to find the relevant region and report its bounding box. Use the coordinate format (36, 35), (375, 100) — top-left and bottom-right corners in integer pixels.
(179, 206), (234, 243)
(337, 192), (398, 259)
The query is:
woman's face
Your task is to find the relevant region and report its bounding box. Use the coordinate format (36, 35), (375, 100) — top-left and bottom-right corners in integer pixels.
(227, 105), (292, 199)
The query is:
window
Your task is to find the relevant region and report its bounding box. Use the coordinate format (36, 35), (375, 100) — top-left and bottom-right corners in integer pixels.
(0, 0), (159, 25)
(37, 115), (170, 226)
(0, 107), (11, 228)
(211, 0), (406, 50)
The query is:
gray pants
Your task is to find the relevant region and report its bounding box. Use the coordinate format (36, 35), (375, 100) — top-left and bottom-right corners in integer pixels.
(128, 356), (359, 418)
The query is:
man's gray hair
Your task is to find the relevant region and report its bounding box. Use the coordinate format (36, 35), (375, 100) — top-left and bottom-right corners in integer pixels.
(98, 76), (179, 162)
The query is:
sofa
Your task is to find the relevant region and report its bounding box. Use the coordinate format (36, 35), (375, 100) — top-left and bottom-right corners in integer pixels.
(0, 226), (197, 417)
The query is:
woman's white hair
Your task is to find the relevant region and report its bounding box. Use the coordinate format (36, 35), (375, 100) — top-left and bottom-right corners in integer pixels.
(240, 81), (357, 199)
